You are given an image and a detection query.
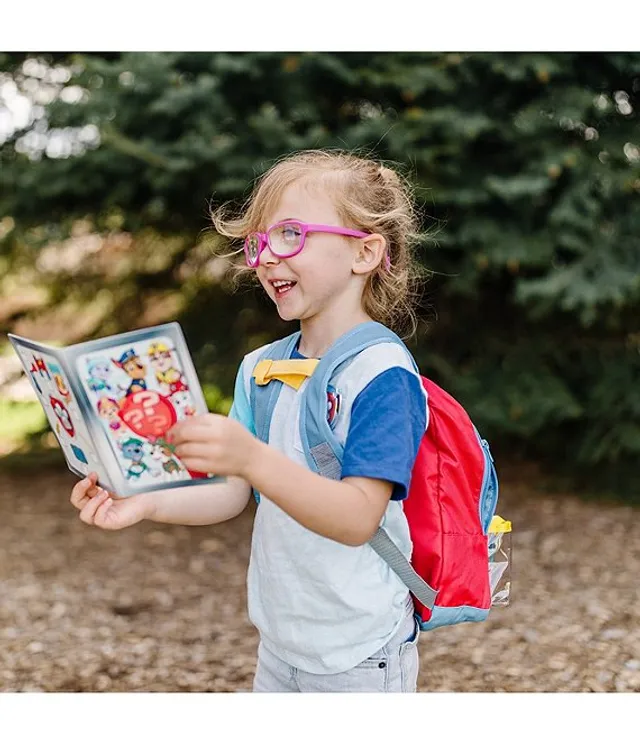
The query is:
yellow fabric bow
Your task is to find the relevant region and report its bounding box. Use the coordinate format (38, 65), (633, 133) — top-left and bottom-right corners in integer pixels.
(252, 358), (320, 390)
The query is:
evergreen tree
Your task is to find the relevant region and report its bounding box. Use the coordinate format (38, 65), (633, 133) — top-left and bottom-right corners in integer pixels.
(1, 52), (639, 496)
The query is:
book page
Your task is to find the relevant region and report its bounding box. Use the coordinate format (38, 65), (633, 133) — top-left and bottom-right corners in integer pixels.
(74, 332), (211, 492)
(8, 337), (113, 488)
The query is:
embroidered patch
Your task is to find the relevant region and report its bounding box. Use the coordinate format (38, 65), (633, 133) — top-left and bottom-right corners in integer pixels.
(326, 385), (342, 430)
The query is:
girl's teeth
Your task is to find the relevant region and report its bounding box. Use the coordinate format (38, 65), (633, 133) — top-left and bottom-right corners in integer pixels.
(273, 281), (295, 295)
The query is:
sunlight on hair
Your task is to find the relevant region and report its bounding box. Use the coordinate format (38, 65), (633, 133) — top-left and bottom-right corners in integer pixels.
(210, 149), (432, 339)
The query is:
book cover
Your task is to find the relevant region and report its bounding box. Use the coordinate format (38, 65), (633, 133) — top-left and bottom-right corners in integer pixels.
(7, 322), (220, 496)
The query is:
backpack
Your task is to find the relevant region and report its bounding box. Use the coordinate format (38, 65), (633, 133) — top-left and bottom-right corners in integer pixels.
(248, 321), (507, 632)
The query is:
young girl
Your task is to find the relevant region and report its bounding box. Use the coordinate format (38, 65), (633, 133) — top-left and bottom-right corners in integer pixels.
(70, 150), (429, 692)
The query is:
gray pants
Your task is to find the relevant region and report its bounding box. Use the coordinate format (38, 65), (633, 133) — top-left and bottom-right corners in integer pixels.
(252, 611), (420, 692)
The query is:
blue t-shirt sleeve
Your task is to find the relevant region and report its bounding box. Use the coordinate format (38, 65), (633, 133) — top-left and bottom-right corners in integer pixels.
(228, 359), (257, 436)
(341, 367), (427, 501)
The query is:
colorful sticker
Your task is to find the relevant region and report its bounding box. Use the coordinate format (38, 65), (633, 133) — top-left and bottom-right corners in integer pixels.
(118, 389), (177, 441)
(49, 362), (72, 404)
(50, 396), (75, 437)
(327, 384), (342, 430)
(77, 335), (204, 489)
(14, 346), (105, 482)
(70, 444), (88, 465)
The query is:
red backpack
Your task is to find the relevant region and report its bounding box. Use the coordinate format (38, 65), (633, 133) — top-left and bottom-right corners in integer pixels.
(401, 376), (500, 629)
(250, 322), (507, 631)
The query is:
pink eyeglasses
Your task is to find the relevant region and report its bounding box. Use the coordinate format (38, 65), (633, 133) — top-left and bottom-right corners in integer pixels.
(243, 219), (391, 270)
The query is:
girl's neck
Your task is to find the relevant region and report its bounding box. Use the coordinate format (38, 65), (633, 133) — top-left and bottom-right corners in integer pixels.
(298, 308), (373, 358)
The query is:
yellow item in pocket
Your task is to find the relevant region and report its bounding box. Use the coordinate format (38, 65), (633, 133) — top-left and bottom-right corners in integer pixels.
(488, 515), (512, 606)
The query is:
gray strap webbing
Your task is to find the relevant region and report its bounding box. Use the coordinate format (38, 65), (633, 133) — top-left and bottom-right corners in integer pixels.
(310, 442), (342, 481)
(369, 528), (438, 610)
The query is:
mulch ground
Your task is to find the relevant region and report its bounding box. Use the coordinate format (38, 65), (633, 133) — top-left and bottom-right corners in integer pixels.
(1, 463), (639, 692)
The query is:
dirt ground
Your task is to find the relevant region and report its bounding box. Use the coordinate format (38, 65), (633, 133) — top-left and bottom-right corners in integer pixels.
(0, 463), (639, 693)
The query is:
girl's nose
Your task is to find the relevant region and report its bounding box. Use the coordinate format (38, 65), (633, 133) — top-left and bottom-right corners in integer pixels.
(260, 244), (281, 266)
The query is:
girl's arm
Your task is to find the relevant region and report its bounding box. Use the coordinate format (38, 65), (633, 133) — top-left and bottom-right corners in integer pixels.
(247, 443), (392, 547)
(169, 415), (393, 546)
(70, 472), (251, 530)
(170, 366), (426, 547)
(147, 476), (251, 526)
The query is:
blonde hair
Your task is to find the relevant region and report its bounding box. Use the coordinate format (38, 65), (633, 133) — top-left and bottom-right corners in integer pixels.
(211, 149), (427, 339)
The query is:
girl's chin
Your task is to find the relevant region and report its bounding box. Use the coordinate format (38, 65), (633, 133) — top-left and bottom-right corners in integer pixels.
(276, 306), (303, 322)
(272, 289), (302, 320)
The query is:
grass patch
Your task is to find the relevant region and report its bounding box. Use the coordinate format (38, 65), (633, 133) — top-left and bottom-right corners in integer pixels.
(0, 399), (47, 444)
(0, 399), (58, 472)
(202, 383), (233, 415)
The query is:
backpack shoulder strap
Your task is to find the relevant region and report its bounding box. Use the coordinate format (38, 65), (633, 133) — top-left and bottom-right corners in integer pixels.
(369, 529), (438, 610)
(247, 331), (300, 506)
(298, 321), (437, 611)
(245, 323), (437, 611)
(299, 321), (416, 479)
(249, 331), (301, 444)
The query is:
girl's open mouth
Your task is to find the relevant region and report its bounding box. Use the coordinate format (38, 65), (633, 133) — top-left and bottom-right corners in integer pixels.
(271, 280), (297, 298)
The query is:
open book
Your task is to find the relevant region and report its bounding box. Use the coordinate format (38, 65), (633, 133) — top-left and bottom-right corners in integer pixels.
(8, 322), (220, 496)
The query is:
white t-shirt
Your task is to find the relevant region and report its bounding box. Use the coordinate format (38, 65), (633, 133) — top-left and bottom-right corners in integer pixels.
(229, 338), (428, 674)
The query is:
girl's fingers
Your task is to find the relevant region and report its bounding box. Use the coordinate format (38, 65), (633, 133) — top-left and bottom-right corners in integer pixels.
(173, 442), (217, 474)
(79, 489), (110, 525)
(70, 476), (99, 509)
(177, 457), (215, 475)
(169, 421), (217, 446)
(173, 442), (217, 461)
(93, 497), (115, 528)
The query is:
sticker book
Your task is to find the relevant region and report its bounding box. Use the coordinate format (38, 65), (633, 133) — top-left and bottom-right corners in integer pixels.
(8, 322), (220, 496)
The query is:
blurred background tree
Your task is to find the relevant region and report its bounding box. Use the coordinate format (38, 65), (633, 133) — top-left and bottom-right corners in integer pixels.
(1, 52), (639, 499)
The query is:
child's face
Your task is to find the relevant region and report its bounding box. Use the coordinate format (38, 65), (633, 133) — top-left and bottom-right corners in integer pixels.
(150, 350), (173, 372)
(99, 400), (119, 419)
(256, 180), (362, 324)
(123, 358), (146, 379)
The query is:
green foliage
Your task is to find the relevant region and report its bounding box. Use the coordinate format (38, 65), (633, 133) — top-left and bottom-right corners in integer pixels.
(0, 399), (46, 443)
(1, 52), (639, 498)
(202, 383), (233, 415)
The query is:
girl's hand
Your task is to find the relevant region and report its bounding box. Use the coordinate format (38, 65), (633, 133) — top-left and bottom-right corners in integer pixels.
(167, 414), (258, 479)
(70, 472), (153, 530)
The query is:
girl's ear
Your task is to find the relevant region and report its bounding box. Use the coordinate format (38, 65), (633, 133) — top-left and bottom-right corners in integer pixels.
(352, 234), (387, 275)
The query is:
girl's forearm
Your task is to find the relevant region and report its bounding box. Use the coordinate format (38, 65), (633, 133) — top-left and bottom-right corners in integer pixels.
(145, 476), (251, 526)
(245, 441), (387, 546)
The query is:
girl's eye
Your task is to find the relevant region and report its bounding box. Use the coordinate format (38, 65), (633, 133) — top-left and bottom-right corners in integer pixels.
(282, 225), (301, 242)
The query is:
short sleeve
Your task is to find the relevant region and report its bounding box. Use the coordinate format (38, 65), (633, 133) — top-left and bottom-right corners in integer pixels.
(228, 358), (256, 436)
(340, 367), (427, 501)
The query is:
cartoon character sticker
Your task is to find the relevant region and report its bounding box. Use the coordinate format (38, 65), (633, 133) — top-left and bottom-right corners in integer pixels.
(49, 362), (72, 404)
(78, 335), (204, 489)
(148, 342), (189, 396)
(112, 348), (148, 397)
(50, 396), (75, 437)
(326, 385), (342, 430)
(149, 439), (185, 478)
(171, 390), (195, 419)
(86, 357), (115, 394)
(97, 397), (129, 437)
(120, 437), (149, 480)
